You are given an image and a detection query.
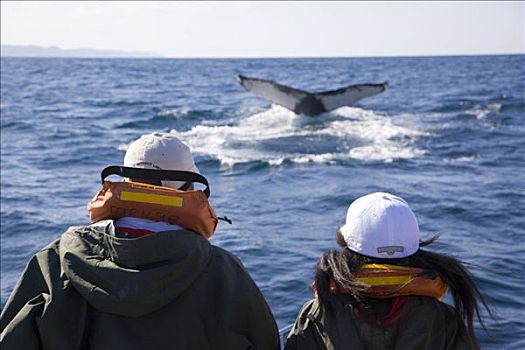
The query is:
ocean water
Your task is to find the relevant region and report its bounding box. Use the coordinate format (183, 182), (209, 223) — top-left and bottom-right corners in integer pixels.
(1, 55), (524, 348)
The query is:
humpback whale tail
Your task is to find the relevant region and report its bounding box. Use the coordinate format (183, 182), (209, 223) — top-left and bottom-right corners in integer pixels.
(237, 75), (388, 117)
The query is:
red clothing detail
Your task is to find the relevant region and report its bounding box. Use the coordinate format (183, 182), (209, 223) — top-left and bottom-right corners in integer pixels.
(375, 296), (407, 326)
(117, 227), (154, 238)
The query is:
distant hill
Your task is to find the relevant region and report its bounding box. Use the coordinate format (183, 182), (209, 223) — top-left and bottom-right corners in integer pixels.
(0, 44), (161, 58)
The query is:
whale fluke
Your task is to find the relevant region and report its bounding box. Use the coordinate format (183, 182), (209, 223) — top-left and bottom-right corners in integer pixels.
(237, 75), (388, 117)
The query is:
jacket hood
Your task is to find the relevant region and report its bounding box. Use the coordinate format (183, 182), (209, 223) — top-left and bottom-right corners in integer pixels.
(59, 220), (212, 317)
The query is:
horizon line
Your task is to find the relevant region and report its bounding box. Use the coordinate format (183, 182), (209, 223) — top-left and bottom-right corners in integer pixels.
(1, 52), (524, 60)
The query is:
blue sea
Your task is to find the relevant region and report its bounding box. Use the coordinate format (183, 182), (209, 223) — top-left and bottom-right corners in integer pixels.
(1, 55), (524, 348)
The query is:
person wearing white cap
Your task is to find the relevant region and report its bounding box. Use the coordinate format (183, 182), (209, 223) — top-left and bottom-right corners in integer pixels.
(285, 192), (491, 350)
(0, 132), (280, 350)
(114, 132), (203, 236)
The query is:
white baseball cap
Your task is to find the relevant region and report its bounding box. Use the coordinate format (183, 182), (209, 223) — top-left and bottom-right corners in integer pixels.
(340, 192), (419, 258)
(124, 132), (199, 189)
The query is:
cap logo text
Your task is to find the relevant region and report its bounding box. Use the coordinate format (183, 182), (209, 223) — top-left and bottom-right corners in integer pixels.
(377, 246), (405, 255)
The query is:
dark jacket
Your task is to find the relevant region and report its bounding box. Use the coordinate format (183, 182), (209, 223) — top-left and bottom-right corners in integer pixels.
(285, 297), (471, 350)
(0, 220), (279, 350)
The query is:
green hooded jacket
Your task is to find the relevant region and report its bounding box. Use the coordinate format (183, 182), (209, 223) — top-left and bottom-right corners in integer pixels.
(0, 220), (280, 350)
(284, 297), (472, 350)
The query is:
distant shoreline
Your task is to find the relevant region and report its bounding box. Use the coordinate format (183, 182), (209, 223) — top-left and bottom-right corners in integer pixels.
(2, 44), (523, 59)
(0, 44), (160, 59)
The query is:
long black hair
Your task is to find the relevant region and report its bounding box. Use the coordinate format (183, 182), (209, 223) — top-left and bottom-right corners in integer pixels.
(314, 229), (492, 349)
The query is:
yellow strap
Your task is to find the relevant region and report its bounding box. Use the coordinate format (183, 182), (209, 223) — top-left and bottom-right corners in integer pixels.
(120, 191), (183, 207)
(358, 275), (413, 286)
(361, 264), (411, 271)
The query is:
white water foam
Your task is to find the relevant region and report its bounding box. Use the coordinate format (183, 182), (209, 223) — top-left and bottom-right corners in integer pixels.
(172, 106), (313, 166)
(290, 153), (340, 165)
(321, 108), (427, 162)
(443, 155), (477, 164)
(138, 105), (427, 167)
(466, 103), (502, 119)
(157, 108), (193, 118)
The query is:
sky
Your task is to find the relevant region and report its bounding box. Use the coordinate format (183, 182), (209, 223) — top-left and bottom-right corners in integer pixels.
(1, 1), (524, 58)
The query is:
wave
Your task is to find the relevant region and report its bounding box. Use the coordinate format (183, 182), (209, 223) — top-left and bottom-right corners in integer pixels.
(157, 108), (214, 119)
(163, 105), (427, 167)
(0, 120), (34, 131)
(442, 155), (477, 164)
(430, 98), (505, 122)
(466, 102), (502, 119)
(118, 108), (216, 130)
